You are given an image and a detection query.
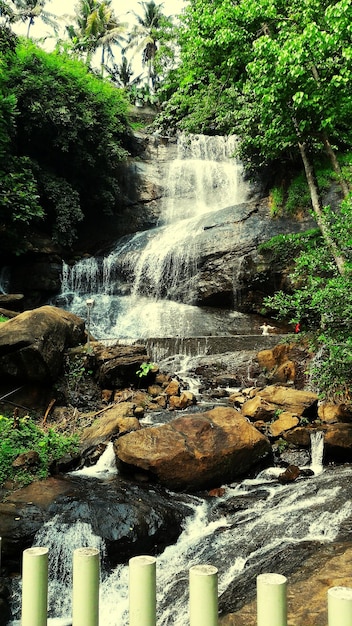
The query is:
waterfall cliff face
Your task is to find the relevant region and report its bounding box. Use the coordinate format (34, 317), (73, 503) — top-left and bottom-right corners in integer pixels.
(57, 134), (255, 340)
(56, 132), (313, 341)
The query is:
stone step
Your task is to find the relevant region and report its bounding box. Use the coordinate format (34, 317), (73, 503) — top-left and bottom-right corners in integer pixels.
(134, 335), (285, 360)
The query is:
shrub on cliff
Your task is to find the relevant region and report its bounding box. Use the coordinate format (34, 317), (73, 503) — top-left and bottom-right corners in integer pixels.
(0, 27), (131, 252)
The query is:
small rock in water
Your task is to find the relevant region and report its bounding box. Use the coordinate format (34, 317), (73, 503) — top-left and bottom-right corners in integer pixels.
(277, 464), (301, 483)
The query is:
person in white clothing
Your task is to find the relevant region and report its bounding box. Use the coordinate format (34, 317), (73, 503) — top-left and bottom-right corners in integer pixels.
(260, 322), (275, 335)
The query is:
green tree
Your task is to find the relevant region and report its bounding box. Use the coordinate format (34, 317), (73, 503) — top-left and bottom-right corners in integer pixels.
(159, 0), (352, 275)
(0, 30), (131, 250)
(0, 0), (56, 37)
(127, 0), (169, 91)
(66, 0), (126, 74)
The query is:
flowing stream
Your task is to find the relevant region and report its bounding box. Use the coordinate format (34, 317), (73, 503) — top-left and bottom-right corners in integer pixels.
(9, 436), (352, 625)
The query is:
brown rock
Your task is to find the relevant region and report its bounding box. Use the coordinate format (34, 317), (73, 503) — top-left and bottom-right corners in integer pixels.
(284, 427), (313, 447)
(270, 412), (300, 437)
(208, 487), (226, 497)
(241, 396), (277, 421)
(0, 305), (85, 383)
(324, 423), (352, 459)
(258, 385), (318, 416)
(12, 450), (40, 468)
(278, 464), (301, 483)
(148, 384), (163, 397)
(153, 395), (168, 409)
(164, 379), (181, 397)
(318, 402), (352, 424)
(274, 360), (296, 383)
(92, 342), (149, 389)
(228, 391), (246, 406)
(115, 406), (271, 491)
(81, 402), (140, 447)
(257, 348), (277, 371)
(169, 391), (196, 410)
(133, 406), (145, 418)
(101, 389), (113, 403)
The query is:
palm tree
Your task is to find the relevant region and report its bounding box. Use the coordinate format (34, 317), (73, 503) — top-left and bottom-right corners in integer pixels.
(105, 54), (143, 89)
(127, 1), (166, 91)
(67, 0), (126, 74)
(0, 0), (57, 38)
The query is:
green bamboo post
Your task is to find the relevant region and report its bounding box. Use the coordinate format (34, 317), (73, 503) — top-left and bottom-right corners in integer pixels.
(328, 586), (352, 626)
(21, 546), (48, 626)
(129, 555), (157, 626)
(72, 547), (100, 626)
(257, 573), (287, 626)
(189, 564), (218, 626)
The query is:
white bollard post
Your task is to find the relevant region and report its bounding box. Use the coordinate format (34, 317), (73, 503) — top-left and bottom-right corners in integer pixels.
(328, 586), (352, 626)
(72, 547), (100, 626)
(189, 564), (218, 626)
(257, 572), (287, 626)
(129, 555), (157, 626)
(129, 555), (156, 626)
(21, 546), (48, 626)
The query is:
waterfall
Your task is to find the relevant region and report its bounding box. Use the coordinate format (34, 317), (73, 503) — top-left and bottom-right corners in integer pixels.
(310, 430), (325, 475)
(70, 442), (118, 478)
(57, 134), (252, 341)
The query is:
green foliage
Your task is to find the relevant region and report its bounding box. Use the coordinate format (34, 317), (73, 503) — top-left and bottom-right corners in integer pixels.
(0, 414), (79, 486)
(309, 338), (352, 402)
(269, 186), (285, 216)
(0, 30), (132, 252)
(63, 352), (93, 395)
(259, 229), (322, 266)
(0, 314), (8, 322)
(262, 198), (352, 400)
(136, 361), (155, 378)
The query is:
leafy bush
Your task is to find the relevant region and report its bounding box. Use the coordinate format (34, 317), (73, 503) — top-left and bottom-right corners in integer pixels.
(0, 414), (79, 486)
(0, 31), (132, 251)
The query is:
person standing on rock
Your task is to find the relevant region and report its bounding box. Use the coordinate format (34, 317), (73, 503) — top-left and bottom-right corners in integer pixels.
(260, 321), (275, 335)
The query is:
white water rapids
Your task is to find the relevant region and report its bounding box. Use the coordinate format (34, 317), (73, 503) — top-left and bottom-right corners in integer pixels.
(9, 436), (352, 625)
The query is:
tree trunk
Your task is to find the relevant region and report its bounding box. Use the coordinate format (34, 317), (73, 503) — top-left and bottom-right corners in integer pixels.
(310, 65), (350, 198)
(297, 139), (346, 277)
(321, 132), (350, 198)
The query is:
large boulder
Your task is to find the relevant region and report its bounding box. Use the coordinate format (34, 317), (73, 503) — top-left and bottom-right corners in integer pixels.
(252, 385), (318, 416)
(115, 406), (271, 491)
(0, 306), (85, 383)
(0, 475), (191, 567)
(91, 342), (149, 388)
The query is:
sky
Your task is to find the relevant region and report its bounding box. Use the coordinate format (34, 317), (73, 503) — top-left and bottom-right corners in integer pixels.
(13, 0), (187, 77)
(20, 0), (187, 38)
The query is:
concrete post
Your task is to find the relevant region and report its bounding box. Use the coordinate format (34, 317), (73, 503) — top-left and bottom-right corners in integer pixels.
(328, 586), (352, 626)
(257, 573), (287, 626)
(189, 564), (218, 626)
(21, 546), (48, 626)
(129, 555), (157, 626)
(72, 547), (100, 626)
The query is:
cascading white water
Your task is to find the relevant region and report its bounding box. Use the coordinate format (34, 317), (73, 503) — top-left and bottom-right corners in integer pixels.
(57, 134), (252, 340)
(9, 465), (352, 625)
(310, 430), (325, 475)
(70, 442), (118, 478)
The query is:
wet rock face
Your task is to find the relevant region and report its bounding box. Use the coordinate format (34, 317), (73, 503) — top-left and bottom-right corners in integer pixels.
(0, 475), (192, 568)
